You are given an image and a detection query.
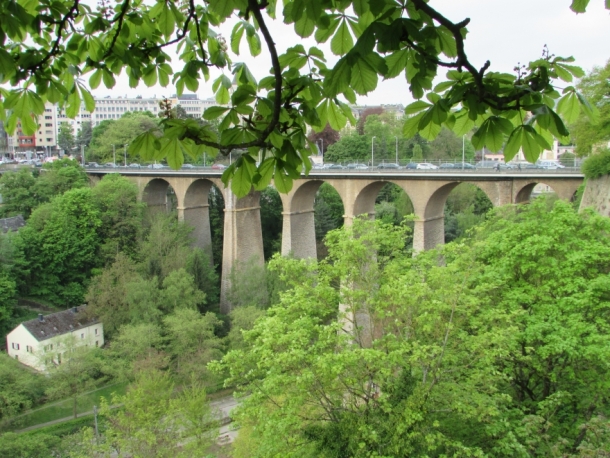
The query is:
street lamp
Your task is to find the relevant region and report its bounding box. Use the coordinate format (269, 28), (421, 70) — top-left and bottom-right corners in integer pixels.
(462, 134), (465, 169)
(395, 136), (398, 165)
(318, 139), (323, 156)
(372, 136), (376, 168)
(112, 144), (116, 166)
(124, 144), (127, 167)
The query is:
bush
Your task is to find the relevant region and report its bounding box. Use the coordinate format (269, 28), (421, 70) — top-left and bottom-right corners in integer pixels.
(581, 148), (610, 179)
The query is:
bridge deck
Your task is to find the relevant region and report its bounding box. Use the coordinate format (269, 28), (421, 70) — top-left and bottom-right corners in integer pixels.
(86, 167), (584, 181)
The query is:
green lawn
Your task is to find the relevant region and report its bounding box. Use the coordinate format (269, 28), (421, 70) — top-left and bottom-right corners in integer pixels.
(4, 382), (127, 432)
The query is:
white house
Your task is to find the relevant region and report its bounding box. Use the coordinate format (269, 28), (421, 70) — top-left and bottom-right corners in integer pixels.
(5, 306), (104, 372)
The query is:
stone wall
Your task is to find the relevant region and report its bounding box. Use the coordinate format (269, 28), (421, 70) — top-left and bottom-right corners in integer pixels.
(580, 175), (610, 217)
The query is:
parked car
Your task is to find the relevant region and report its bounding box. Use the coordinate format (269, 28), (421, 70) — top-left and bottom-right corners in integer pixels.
(454, 163), (476, 170)
(439, 163), (455, 169)
(405, 162), (418, 169)
(147, 163), (167, 169)
(128, 163), (141, 168)
(377, 162), (400, 169)
(86, 162), (100, 168)
(346, 163), (369, 170)
(326, 164), (345, 169)
(181, 163), (196, 169)
(536, 160), (565, 169)
(104, 162), (117, 168)
(211, 163), (227, 170)
(416, 163), (439, 170)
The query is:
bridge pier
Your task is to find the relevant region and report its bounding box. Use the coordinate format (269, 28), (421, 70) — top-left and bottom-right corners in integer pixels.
(220, 188), (265, 313)
(412, 216), (445, 252)
(281, 209), (317, 258)
(177, 204), (213, 260)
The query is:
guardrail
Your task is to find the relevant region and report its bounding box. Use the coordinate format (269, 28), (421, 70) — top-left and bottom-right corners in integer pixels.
(84, 165), (583, 175)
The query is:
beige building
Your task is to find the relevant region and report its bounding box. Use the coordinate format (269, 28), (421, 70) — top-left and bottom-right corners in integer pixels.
(5, 306), (103, 372)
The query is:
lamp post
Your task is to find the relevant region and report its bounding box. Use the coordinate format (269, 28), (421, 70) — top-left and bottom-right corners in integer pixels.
(319, 139), (323, 156)
(395, 136), (398, 165)
(372, 136), (376, 168)
(112, 144), (116, 166)
(462, 135), (465, 169)
(124, 144), (127, 167)
(81, 144), (85, 167)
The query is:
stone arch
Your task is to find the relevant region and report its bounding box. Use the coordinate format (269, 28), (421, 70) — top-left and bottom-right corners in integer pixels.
(142, 178), (176, 213)
(280, 179), (346, 259)
(352, 181), (393, 219)
(424, 181), (497, 220)
(515, 181), (558, 204)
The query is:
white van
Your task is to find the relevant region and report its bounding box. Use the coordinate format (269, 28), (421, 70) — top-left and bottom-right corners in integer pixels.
(536, 160), (565, 169)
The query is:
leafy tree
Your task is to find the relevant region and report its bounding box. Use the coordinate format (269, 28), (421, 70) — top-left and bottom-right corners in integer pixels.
(0, 160), (86, 220)
(14, 188), (102, 306)
(0, 168), (39, 218)
(429, 127), (474, 161)
(159, 268), (206, 314)
(260, 186), (283, 260)
(163, 308), (224, 384)
(227, 305), (265, 352)
(33, 158), (88, 199)
(217, 201), (610, 456)
(228, 257), (273, 309)
(107, 322), (166, 379)
(85, 253), (141, 338)
(571, 59), (610, 155)
(57, 122), (75, 154)
(307, 123), (340, 155)
(44, 341), (107, 419)
(87, 114), (160, 163)
(0, 432), (62, 457)
(99, 371), (217, 458)
(138, 213), (193, 284)
(356, 107), (385, 135)
(91, 174), (144, 264)
(314, 183), (344, 242)
(208, 185), (225, 274)
(0, 353), (45, 421)
(76, 120), (92, 148)
(323, 133), (370, 164)
(3, 0), (602, 195)
(0, 274), (17, 341)
(412, 143), (423, 161)
(186, 248), (220, 309)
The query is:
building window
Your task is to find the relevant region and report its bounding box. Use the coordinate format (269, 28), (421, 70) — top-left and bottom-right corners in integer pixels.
(11, 342), (19, 350)
(81, 333), (84, 339)
(95, 328), (98, 335)
(26, 345), (33, 353)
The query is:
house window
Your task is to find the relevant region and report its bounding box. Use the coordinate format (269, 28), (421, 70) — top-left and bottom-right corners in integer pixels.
(11, 343), (19, 350)
(44, 343), (53, 351)
(26, 345), (33, 353)
(94, 328), (98, 335)
(81, 333), (84, 339)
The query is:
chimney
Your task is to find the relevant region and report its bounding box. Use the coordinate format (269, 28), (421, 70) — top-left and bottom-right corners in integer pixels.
(38, 314), (43, 322)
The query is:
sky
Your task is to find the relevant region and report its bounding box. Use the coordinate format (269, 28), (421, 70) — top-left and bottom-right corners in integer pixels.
(95, 0), (610, 106)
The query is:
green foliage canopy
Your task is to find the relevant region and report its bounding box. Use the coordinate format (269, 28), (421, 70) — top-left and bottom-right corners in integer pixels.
(217, 200), (610, 456)
(0, 0), (604, 196)
(570, 59), (610, 156)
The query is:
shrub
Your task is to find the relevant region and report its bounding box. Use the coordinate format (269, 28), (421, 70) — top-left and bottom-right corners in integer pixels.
(581, 148), (610, 179)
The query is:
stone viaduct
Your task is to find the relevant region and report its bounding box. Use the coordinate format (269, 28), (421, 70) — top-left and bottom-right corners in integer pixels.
(87, 169), (583, 313)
